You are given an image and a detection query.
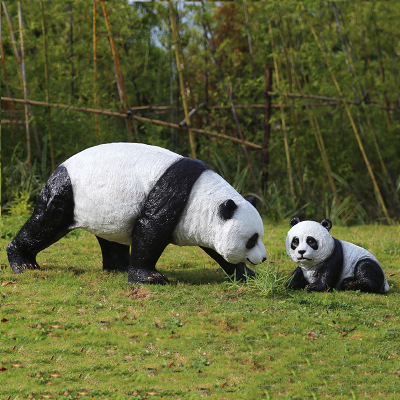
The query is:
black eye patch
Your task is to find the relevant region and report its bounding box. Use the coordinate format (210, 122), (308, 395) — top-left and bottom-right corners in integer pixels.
(246, 233), (259, 249)
(291, 236), (299, 250)
(306, 236), (318, 250)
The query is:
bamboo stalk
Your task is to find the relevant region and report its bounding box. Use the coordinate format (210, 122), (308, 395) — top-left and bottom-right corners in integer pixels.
(262, 67), (273, 188)
(279, 20), (338, 205)
(168, 0), (196, 158)
(2, 97), (263, 150)
(268, 22), (296, 206)
(93, 0), (100, 142)
(100, 0), (136, 142)
(2, 2), (22, 81)
(40, 1), (55, 171)
(17, 2), (31, 167)
(304, 9), (391, 224)
(0, 14), (15, 136)
(228, 85), (261, 197)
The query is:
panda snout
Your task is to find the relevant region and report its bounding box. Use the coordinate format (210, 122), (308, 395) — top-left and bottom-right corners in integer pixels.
(298, 250), (306, 255)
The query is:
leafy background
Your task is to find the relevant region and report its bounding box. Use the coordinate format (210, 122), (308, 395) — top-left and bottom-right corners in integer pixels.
(1, 1), (400, 224)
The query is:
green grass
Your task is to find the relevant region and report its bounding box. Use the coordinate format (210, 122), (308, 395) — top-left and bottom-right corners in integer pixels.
(0, 219), (399, 399)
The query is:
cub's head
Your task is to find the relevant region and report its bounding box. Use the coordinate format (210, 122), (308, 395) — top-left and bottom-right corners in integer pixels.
(286, 217), (334, 270)
(215, 196), (267, 266)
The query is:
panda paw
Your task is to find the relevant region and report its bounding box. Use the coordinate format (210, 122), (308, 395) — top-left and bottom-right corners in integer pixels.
(234, 263), (255, 281)
(306, 283), (329, 292)
(7, 247), (40, 274)
(341, 278), (356, 291)
(128, 268), (169, 285)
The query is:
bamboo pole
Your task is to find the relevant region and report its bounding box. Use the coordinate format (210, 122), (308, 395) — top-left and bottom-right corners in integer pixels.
(303, 9), (391, 224)
(0, 14), (15, 137)
(262, 67), (273, 188)
(17, 2), (31, 167)
(228, 86), (261, 197)
(2, 97), (262, 150)
(100, 0), (136, 142)
(40, 1), (55, 171)
(268, 22), (296, 206)
(2, 2), (22, 81)
(168, 0), (196, 159)
(278, 20), (338, 205)
(93, 0), (100, 142)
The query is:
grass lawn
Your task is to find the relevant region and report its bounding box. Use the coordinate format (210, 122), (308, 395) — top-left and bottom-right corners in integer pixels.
(0, 218), (399, 399)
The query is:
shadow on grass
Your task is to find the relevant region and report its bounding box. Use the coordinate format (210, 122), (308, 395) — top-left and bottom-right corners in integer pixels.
(157, 267), (227, 286)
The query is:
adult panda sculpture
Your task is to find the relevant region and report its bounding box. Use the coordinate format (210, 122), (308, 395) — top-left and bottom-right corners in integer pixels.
(285, 217), (389, 293)
(7, 143), (267, 284)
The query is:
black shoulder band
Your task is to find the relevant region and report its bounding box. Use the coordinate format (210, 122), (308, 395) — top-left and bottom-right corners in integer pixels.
(130, 157), (211, 270)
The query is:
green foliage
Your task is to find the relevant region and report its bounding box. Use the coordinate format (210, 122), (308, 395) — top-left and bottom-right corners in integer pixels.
(1, 2), (400, 223)
(6, 191), (33, 217)
(0, 220), (399, 398)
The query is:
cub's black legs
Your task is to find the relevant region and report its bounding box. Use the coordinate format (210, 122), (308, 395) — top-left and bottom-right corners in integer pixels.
(201, 247), (255, 281)
(6, 166), (75, 274)
(341, 259), (387, 293)
(286, 266), (308, 290)
(96, 236), (130, 272)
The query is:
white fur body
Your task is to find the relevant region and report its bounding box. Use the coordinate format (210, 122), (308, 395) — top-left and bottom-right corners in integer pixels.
(63, 143), (182, 245)
(62, 143), (266, 265)
(286, 220), (389, 292)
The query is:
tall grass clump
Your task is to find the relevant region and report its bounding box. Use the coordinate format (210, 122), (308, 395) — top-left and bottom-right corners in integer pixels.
(224, 261), (288, 296)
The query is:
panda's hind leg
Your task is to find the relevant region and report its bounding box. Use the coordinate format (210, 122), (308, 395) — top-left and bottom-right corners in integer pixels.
(6, 166), (74, 274)
(341, 259), (386, 293)
(96, 236), (130, 272)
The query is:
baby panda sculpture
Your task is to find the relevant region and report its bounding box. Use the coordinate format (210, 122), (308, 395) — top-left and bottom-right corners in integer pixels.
(7, 143), (267, 284)
(285, 217), (389, 293)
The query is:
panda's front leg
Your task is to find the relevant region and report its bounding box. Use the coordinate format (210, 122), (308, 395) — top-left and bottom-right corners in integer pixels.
(286, 267), (308, 290)
(127, 219), (170, 285)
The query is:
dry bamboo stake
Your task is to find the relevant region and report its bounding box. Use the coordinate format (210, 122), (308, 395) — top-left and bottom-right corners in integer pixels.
(279, 20), (338, 204)
(168, 0), (196, 159)
(2, 2), (22, 81)
(304, 10), (391, 224)
(268, 22), (296, 206)
(40, 1), (55, 171)
(17, 2), (31, 167)
(93, 0), (100, 142)
(2, 96), (263, 150)
(100, 0), (135, 142)
(0, 14), (15, 136)
(228, 86), (261, 197)
(262, 67), (273, 188)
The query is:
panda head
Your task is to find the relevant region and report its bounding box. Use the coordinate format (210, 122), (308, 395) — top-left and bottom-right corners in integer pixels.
(285, 217), (334, 270)
(215, 196), (267, 266)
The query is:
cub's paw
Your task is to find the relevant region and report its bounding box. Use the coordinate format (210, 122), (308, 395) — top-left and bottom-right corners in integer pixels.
(128, 269), (169, 285)
(306, 283), (329, 292)
(341, 277), (356, 291)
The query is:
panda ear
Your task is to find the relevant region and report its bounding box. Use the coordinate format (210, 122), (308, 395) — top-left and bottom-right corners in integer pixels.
(219, 199), (238, 220)
(289, 217), (300, 228)
(245, 196), (257, 208)
(321, 219), (332, 231)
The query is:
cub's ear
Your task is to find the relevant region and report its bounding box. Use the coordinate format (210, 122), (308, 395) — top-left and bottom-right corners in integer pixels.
(219, 199), (238, 220)
(289, 217), (300, 228)
(245, 196), (257, 208)
(321, 218), (332, 231)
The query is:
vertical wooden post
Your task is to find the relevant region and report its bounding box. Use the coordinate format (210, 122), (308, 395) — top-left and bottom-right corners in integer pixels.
(304, 8), (391, 224)
(168, 0), (196, 158)
(0, 13), (15, 137)
(262, 67), (273, 189)
(228, 86), (261, 197)
(268, 22), (296, 206)
(2, 2), (22, 81)
(100, 0), (136, 142)
(40, 1), (55, 171)
(93, 0), (100, 142)
(17, 2), (31, 167)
